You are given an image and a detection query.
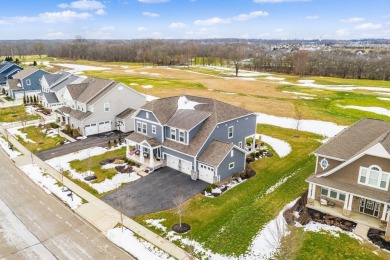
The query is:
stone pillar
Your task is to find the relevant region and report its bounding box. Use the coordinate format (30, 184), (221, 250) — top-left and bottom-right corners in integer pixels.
(150, 147), (154, 167)
(382, 204), (388, 221)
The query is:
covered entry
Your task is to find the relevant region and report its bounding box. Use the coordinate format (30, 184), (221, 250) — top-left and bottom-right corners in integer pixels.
(360, 198), (380, 217)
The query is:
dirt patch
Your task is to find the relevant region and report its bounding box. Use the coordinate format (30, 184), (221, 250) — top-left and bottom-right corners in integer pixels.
(172, 223), (191, 233)
(367, 228), (390, 251)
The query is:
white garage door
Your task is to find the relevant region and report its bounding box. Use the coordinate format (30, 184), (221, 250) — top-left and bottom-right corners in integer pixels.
(85, 123), (98, 136)
(166, 155), (192, 175)
(15, 92), (24, 99)
(198, 164), (215, 183)
(98, 121), (111, 133)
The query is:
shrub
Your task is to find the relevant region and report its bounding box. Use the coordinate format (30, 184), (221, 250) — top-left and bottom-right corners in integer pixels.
(255, 152), (260, 158)
(250, 152), (256, 159)
(113, 139), (117, 147)
(244, 164), (256, 179)
(246, 137), (253, 146)
(71, 128), (81, 138)
(64, 124), (71, 134)
(50, 122), (59, 129)
(205, 183), (217, 193)
(33, 61), (37, 66)
(2, 88), (5, 95)
(246, 157), (254, 164)
(107, 140), (112, 149)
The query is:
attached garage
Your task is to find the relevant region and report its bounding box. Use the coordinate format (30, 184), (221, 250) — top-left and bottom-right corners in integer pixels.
(84, 123), (98, 136)
(166, 155), (192, 175)
(198, 163), (215, 183)
(98, 121), (111, 133)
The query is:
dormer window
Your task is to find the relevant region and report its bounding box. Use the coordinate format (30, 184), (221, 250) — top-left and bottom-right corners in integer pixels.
(170, 128), (176, 140)
(228, 126), (234, 139)
(179, 130), (185, 143)
(358, 165), (389, 190)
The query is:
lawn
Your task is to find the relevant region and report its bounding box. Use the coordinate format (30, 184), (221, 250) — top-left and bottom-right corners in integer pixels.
(69, 146), (126, 184)
(279, 227), (385, 259)
(134, 125), (322, 256)
(0, 106), (39, 122)
(18, 125), (65, 153)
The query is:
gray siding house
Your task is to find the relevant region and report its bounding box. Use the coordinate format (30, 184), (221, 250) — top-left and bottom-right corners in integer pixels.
(56, 77), (146, 136)
(126, 95), (257, 183)
(7, 67), (49, 99)
(40, 71), (83, 110)
(0, 61), (23, 87)
(306, 118), (390, 237)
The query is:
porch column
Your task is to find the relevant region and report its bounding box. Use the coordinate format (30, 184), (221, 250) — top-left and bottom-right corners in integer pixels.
(253, 134), (257, 151)
(343, 193), (353, 217)
(140, 145), (144, 163)
(381, 204), (389, 221)
(307, 183), (315, 206)
(150, 147), (154, 167)
(347, 194), (353, 211)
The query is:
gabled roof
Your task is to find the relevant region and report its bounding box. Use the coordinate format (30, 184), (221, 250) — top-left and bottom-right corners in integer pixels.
(0, 61), (22, 73)
(87, 81), (119, 105)
(127, 132), (161, 147)
(166, 110), (211, 131)
(75, 78), (114, 103)
(51, 74), (83, 92)
(7, 79), (21, 90)
(198, 140), (235, 166)
(65, 82), (90, 99)
(116, 108), (135, 119)
(43, 73), (63, 86)
(12, 67), (41, 79)
(315, 118), (390, 160)
(42, 92), (59, 104)
(140, 95), (253, 156)
(57, 106), (92, 121)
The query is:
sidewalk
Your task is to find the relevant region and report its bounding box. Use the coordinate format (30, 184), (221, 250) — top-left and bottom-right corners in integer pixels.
(0, 123), (190, 260)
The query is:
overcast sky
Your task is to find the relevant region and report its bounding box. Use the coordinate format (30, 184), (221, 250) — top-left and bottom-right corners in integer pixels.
(0, 0), (389, 40)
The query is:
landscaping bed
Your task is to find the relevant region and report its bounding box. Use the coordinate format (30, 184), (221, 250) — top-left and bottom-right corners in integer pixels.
(368, 228), (390, 251)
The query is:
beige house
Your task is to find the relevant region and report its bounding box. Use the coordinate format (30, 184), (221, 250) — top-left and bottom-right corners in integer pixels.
(306, 118), (390, 236)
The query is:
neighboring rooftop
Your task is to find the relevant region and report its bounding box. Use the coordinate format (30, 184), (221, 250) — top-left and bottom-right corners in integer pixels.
(198, 140), (234, 166)
(116, 108), (136, 119)
(42, 92), (59, 104)
(315, 118), (390, 160)
(12, 67), (40, 79)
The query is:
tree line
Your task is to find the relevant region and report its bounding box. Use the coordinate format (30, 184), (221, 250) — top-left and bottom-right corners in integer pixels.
(1, 39), (389, 80)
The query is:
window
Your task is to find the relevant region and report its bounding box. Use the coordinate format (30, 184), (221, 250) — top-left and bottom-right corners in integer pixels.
(230, 150), (234, 157)
(146, 112), (149, 119)
(229, 162), (234, 169)
(321, 187), (328, 196)
(152, 125), (156, 134)
(330, 190), (337, 199)
(238, 141), (242, 149)
(170, 128), (176, 140)
(358, 165), (389, 190)
(26, 79), (31, 85)
(104, 103), (110, 112)
(339, 193), (346, 201)
(320, 158), (329, 170)
(137, 122), (141, 133)
(228, 126), (234, 139)
(179, 130), (185, 142)
(142, 123), (147, 134)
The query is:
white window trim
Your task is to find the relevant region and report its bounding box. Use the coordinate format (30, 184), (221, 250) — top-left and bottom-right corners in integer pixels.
(358, 165), (389, 191)
(26, 79), (31, 85)
(178, 129), (185, 143)
(146, 112), (149, 119)
(104, 103), (110, 112)
(228, 126), (234, 139)
(152, 125), (156, 134)
(230, 150), (234, 157)
(229, 162), (234, 169)
(170, 127), (176, 140)
(142, 122), (147, 134)
(137, 122), (142, 133)
(321, 187), (346, 201)
(238, 141), (242, 149)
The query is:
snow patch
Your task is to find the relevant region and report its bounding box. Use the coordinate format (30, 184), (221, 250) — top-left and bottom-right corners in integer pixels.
(130, 82), (138, 86)
(53, 63), (110, 73)
(377, 97), (390, 101)
(19, 164), (82, 209)
(142, 85), (153, 89)
(107, 228), (172, 260)
(8, 126), (36, 143)
(25, 106), (34, 115)
(177, 96), (203, 110)
(224, 92), (237, 95)
(144, 94), (159, 102)
(298, 221), (361, 241)
(146, 219), (167, 232)
(282, 91), (316, 97)
(265, 76), (285, 81)
(258, 134), (291, 158)
(256, 112), (345, 138)
(0, 136), (21, 158)
(339, 105), (390, 117)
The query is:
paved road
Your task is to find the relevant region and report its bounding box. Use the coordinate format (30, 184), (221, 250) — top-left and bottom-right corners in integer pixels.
(0, 150), (133, 259)
(35, 131), (130, 161)
(102, 167), (208, 217)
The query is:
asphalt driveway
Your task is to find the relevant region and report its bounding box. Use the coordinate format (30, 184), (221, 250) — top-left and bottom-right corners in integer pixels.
(101, 167), (209, 217)
(35, 130), (129, 161)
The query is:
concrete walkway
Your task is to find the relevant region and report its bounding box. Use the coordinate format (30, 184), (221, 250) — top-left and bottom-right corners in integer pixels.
(354, 223), (370, 240)
(0, 123), (191, 260)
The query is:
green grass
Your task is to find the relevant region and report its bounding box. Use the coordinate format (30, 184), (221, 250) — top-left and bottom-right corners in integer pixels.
(17, 125), (65, 153)
(134, 125), (322, 256)
(0, 106), (39, 122)
(69, 147), (126, 183)
(280, 227), (384, 259)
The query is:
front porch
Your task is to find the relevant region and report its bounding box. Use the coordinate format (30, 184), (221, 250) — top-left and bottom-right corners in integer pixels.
(127, 151), (163, 171)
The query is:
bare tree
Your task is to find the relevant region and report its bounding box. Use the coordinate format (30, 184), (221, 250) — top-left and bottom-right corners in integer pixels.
(33, 42), (45, 64)
(227, 44), (247, 77)
(114, 184), (129, 232)
(294, 106), (302, 137)
(173, 188), (186, 228)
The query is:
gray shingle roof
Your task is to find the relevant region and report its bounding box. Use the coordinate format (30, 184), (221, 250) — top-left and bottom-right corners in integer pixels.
(315, 118), (390, 160)
(127, 132), (161, 147)
(75, 78), (114, 103)
(198, 140), (234, 166)
(43, 92), (59, 104)
(7, 79), (20, 90)
(57, 106), (92, 121)
(43, 74), (63, 86)
(12, 67), (39, 79)
(66, 82), (89, 99)
(116, 108), (135, 119)
(51, 75), (82, 92)
(166, 110), (211, 131)
(87, 81), (118, 105)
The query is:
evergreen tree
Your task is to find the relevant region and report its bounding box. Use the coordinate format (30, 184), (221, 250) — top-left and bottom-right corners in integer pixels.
(23, 96), (26, 104)
(33, 95), (37, 103)
(33, 61), (37, 66)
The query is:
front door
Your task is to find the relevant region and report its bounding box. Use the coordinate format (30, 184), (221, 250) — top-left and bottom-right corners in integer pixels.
(359, 198), (380, 217)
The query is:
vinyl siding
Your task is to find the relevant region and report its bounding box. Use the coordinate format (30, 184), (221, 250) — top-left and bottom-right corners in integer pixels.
(134, 118), (163, 142)
(165, 126), (187, 144)
(217, 147), (246, 180)
(136, 109), (159, 123)
(162, 147), (194, 164)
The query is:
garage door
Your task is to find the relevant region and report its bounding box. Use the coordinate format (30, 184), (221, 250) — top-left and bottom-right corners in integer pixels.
(166, 155), (192, 175)
(198, 164), (215, 183)
(85, 123), (98, 136)
(98, 121), (111, 133)
(15, 92), (24, 99)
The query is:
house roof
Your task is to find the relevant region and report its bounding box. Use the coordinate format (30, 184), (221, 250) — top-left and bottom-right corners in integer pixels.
(42, 92), (59, 104)
(87, 81), (119, 105)
(75, 78), (114, 103)
(166, 109), (211, 131)
(0, 61), (22, 73)
(66, 82), (90, 99)
(12, 67), (40, 79)
(7, 79), (21, 90)
(140, 95), (253, 156)
(43, 73), (63, 86)
(315, 118), (390, 160)
(57, 106), (92, 121)
(307, 174), (390, 203)
(127, 132), (161, 147)
(198, 140), (235, 166)
(51, 74), (82, 92)
(116, 108), (135, 119)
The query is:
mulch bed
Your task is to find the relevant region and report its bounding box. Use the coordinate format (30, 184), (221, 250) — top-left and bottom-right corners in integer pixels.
(172, 223), (191, 233)
(307, 208), (356, 232)
(368, 228), (390, 251)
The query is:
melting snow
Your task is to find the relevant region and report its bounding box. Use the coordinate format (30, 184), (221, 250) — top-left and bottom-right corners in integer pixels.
(8, 126), (36, 143)
(282, 91), (316, 97)
(378, 97), (390, 101)
(297, 221), (361, 241)
(25, 106), (34, 114)
(142, 85), (153, 89)
(256, 112), (345, 138)
(177, 96), (203, 110)
(0, 136), (21, 158)
(265, 76), (285, 81)
(339, 105), (390, 118)
(53, 63), (110, 73)
(257, 134), (291, 158)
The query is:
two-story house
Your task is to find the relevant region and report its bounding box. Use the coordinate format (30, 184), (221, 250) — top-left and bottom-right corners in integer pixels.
(40, 71), (83, 110)
(125, 95), (257, 183)
(7, 67), (49, 99)
(306, 118), (390, 237)
(56, 77), (146, 136)
(0, 61), (23, 87)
